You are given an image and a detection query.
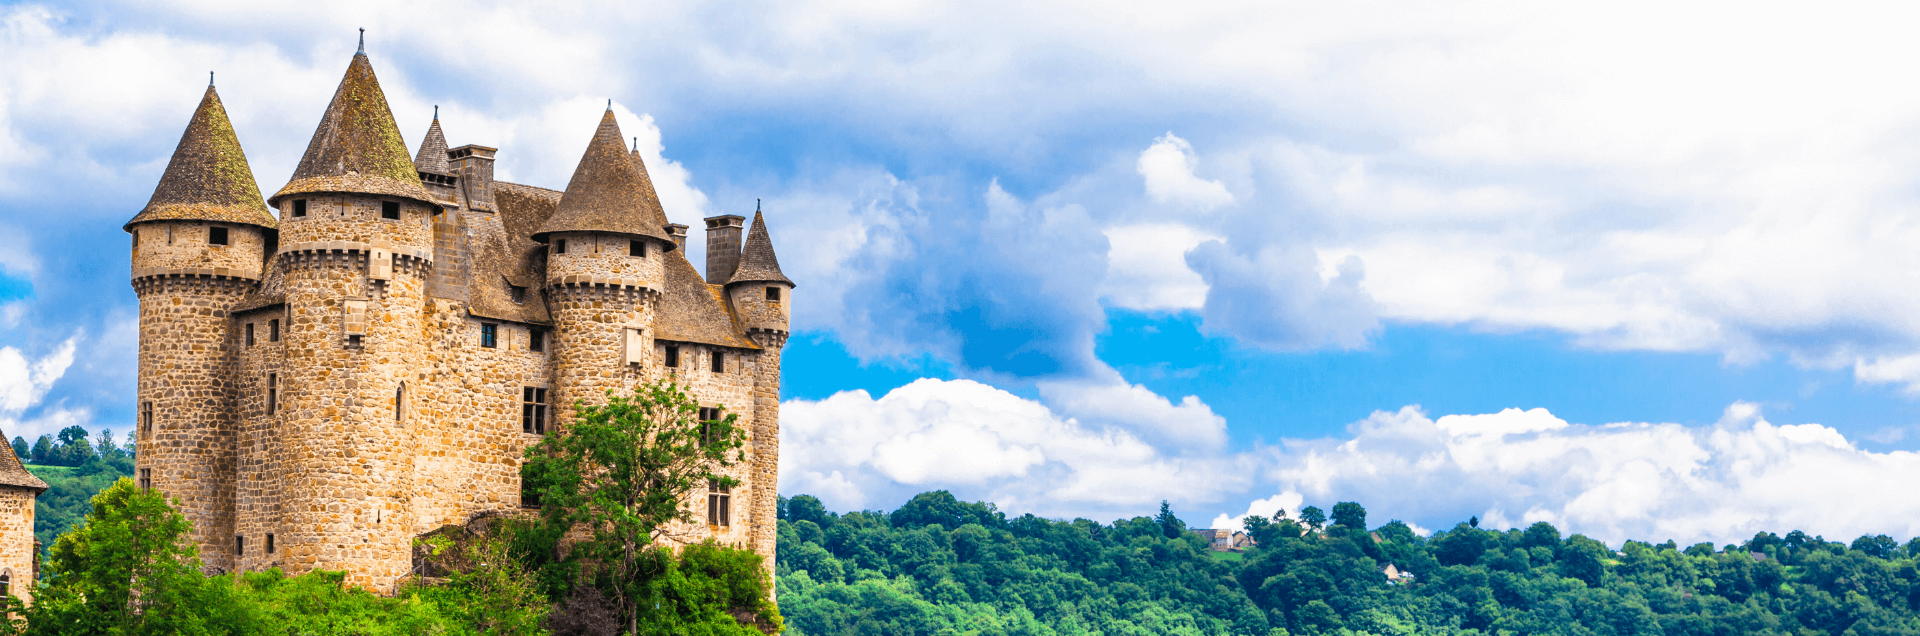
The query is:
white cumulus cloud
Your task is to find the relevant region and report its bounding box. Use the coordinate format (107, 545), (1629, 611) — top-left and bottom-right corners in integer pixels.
(0, 333), (79, 440)
(1138, 132), (1233, 210)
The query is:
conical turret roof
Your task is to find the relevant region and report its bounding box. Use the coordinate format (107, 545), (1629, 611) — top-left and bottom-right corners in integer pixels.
(414, 110), (451, 176)
(269, 51), (431, 206)
(630, 138), (669, 226)
(125, 84), (276, 232)
(532, 109), (675, 248)
(727, 210), (794, 287)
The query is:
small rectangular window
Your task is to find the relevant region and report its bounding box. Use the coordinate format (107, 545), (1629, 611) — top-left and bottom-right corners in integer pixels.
(509, 285), (526, 304)
(141, 401), (154, 437)
(395, 383), (405, 422)
(382, 201), (400, 220)
(266, 533), (275, 554)
(236, 536), (245, 556)
(699, 407), (722, 447)
(246, 323), (255, 346)
(629, 240), (644, 257)
(209, 226), (229, 245)
(554, 239), (568, 255)
(266, 374), (277, 416)
(708, 480), (731, 527)
(139, 468), (151, 490)
(712, 350), (725, 374)
(766, 286), (781, 302)
(481, 324), (498, 348)
(269, 319), (280, 342)
(133, 230), (140, 247)
(528, 330), (544, 353)
(292, 199), (307, 217)
(523, 387), (548, 434)
(665, 345), (680, 368)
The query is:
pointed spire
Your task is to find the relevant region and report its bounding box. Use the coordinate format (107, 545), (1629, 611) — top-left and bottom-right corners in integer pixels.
(357, 28), (366, 56)
(126, 84), (276, 231)
(727, 209), (794, 287)
(270, 50), (430, 206)
(413, 109), (451, 176)
(533, 110), (675, 247)
(629, 136), (668, 230)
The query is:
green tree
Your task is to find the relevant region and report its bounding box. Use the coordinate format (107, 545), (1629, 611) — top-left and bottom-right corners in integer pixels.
(1156, 500), (1185, 539)
(520, 379), (767, 633)
(1331, 502), (1367, 529)
(8, 438), (23, 462)
(1298, 505), (1326, 531)
(28, 436), (49, 464)
(27, 477), (241, 633)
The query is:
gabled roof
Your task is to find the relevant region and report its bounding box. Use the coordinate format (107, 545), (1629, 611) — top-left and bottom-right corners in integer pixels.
(0, 431), (47, 493)
(125, 85), (276, 232)
(414, 111), (451, 176)
(531, 110), (675, 247)
(658, 249), (760, 350)
(269, 51), (432, 206)
(726, 211), (794, 287)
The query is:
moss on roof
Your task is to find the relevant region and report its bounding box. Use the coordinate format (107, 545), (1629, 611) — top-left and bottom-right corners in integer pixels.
(414, 115), (451, 176)
(125, 85), (276, 232)
(532, 110), (675, 247)
(270, 53), (431, 206)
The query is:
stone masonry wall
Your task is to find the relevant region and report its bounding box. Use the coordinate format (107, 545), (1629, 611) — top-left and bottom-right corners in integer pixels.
(727, 283), (791, 335)
(233, 306), (288, 573)
(0, 487), (36, 605)
(409, 302), (552, 530)
(271, 233), (429, 592)
(133, 274), (246, 570)
(275, 195), (433, 249)
(651, 340), (764, 552)
(546, 232), (667, 288)
(130, 221), (269, 279)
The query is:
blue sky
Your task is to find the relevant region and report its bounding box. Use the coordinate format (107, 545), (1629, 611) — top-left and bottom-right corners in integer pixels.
(7, 0), (1920, 545)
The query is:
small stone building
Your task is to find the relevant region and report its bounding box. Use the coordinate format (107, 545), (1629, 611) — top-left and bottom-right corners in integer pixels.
(127, 40), (791, 592)
(0, 433), (44, 604)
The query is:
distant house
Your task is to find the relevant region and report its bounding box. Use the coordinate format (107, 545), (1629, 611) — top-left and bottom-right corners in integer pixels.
(1191, 528), (1234, 551)
(1383, 563), (1416, 584)
(1231, 531), (1256, 550)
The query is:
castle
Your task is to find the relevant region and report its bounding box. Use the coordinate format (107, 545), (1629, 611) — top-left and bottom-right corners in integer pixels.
(127, 41), (791, 591)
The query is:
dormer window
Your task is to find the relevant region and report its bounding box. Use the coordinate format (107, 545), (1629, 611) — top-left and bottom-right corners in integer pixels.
(509, 285), (527, 304)
(382, 201), (401, 220)
(209, 226), (229, 246)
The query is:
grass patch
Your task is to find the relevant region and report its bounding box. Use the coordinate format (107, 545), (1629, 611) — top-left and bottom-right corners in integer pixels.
(1210, 550), (1247, 562)
(26, 464), (76, 477)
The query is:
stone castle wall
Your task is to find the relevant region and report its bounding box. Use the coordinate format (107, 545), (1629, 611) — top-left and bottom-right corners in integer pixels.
(0, 487), (35, 605)
(130, 221), (270, 278)
(232, 305), (288, 573)
(276, 195), (434, 249)
(409, 301), (551, 527)
(132, 274), (246, 568)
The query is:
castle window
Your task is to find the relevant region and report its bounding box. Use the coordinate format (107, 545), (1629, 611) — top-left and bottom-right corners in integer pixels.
(269, 319), (280, 342)
(139, 468), (151, 491)
(167, 226), (174, 245)
(292, 199), (307, 217)
(712, 350), (726, 374)
(481, 323), (498, 348)
(266, 533), (274, 554)
(665, 345), (680, 368)
(209, 226), (229, 245)
(629, 240), (644, 257)
(246, 323), (255, 347)
(509, 285), (526, 305)
(523, 387), (548, 434)
(382, 201), (401, 220)
(707, 480), (731, 527)
(1, 572), (11, 598)
(236, 536), (244, 556)
(528, 329), (544, 353)
(266, 374), (277, 416)
(766, 286), (780, 302)
(554, 239), (568, 255)
(698, 407), (722, 447)
(395, 383), (405, 422)
(140, 401), (153, 437)
(132, 230), (139, 248)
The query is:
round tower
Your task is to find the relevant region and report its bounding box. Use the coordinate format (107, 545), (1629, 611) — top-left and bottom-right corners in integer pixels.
(127, 81), (277, 571)
(533, 109), (679, 429)
(259, 43), (435, 592)
(720, 207), (793, 567)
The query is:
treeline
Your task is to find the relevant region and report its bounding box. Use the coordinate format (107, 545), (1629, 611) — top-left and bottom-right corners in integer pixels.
(774, 492), (1920, 636)
(12, 426), (133, 468)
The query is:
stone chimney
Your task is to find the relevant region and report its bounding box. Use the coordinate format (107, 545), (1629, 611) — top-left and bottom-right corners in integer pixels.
(703, 215), (744, 284)
(665, 223), (689, 252)
(449, 144), (497, 212)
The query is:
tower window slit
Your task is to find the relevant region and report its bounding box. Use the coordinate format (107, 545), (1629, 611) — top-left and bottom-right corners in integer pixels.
(712, 350), (725, 374)
(269, 319), (280, 342)
(266, 533), (274, 554)
(395, 383), (405, 422)
(236, 536), (244, 556)
(140, 401), (153, 437)
(139, 468), (151, 491)
(266, 374), (277, 416)
(246, 323), (255, 347)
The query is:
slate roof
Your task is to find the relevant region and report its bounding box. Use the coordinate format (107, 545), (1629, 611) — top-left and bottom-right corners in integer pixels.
(476, 182), (559, 324)
(270, 51), (432, 206)
(531, 110), (675, 247)
(727, 211), (794, 287)
(414, 114), (451, 176)
(125, 85), (277, 232)
(658, 248), (760, 350)
(0, 430), (47, 492)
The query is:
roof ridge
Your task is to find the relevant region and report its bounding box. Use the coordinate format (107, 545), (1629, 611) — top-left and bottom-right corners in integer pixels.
(727, 210), (794, 286)
(270, 50), (431, 206)
(125, 85), (277, 231)
(531, 109), (674, 247)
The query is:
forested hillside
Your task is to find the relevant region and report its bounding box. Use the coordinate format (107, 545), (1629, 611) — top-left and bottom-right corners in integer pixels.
(776, 491), (1920, 636)
(14, 426), (133, 550)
